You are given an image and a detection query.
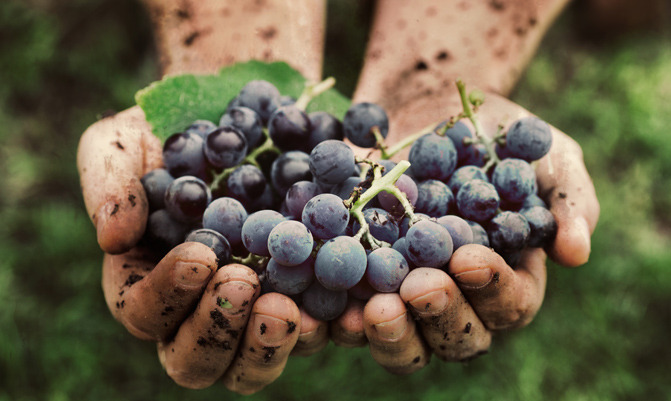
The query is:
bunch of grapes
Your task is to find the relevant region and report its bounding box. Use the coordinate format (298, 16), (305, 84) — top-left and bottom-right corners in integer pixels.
(140, 78), (557, 322)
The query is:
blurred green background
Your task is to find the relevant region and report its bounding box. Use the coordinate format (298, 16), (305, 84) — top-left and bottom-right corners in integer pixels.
(1, 1), (670, 400)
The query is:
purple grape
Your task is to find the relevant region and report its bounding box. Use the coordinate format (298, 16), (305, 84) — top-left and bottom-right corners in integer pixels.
(351, 208), (399, 244)
(315, 236), (367, 290)
(414, 179), (454, 217)
(366, 247), (410, 293)
(267, 220), (314, 266)
(268, 105), (311, 152)
(141, 168), (174, 211)
(241, 209), (286, 256)
(309, 140), (355, 185)
(185, 228), (232, 267)
(436, 215), (474, 251)
(285, 181), (322, 220)
(487, 211), (530, 254)
(343, 102), (389, 148)
(405, 220), (453, 268)
(301, 193), (349, 240)
(219, 106), (264, 148)
(505, 117), (553, 162)
(409, 132), (457, 181)
(204, 126), (248, 169)
(266, 257), (314, 295)
(270, 151), (312, 195)
(185, 120), (217, 139)
(164, 176), (212, 223)
(492, 158), (537, 203)
(302, 281), (348, 321)
(308, 111), (344, 150)
(202, 197), (248, 247)
(162, 132), (208, 179)
(456, 179), (500, 223)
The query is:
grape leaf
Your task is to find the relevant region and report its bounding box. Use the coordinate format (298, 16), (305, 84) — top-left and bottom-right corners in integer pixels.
(135, 61), (351, 141)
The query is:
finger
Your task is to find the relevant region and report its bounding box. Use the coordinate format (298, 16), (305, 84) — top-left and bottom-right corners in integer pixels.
(399, 268), (492, 362)
(291, 308), (329, 357)
(536, 129), (600, 267)
(331, 298), (367, 348)
(102, 242), (217, 341)
(221, 293), (301, 395)
(157, 264), (261, 389)
(77, 106), (163, 254)
(449, 244), (547, 330)
(363, 293), (431, 375)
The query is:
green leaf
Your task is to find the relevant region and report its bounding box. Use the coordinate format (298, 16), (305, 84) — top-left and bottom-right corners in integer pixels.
(135, 60), (351, 141)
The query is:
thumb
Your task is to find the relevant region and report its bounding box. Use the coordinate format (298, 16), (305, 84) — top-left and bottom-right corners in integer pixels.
(78, 106), (163, 254)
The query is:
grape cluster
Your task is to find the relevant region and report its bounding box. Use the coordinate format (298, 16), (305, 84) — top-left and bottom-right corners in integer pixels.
(140, 79), (557, 322)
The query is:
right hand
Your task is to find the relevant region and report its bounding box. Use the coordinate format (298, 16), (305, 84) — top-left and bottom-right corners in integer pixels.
(77, 106), (328, 393)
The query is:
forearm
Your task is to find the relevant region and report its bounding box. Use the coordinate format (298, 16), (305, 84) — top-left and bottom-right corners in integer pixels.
(142, 0), (326, 81)
(353, 0), (570, 118)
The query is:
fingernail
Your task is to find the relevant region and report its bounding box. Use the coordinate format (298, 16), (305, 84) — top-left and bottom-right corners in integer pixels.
(373, 313), (407, 340)
(408, 290), (449, 315)
(454, 268), (493, 289)
(175, 261), (212, 287)
(254, 314), (291, 345)
(215, 281), (255, 312)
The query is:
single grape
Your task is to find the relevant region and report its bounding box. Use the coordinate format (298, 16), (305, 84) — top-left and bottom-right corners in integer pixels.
(219, 106), (264, 148)
(285, 181), (322, 220)
(414, 179), (454, 217)
(204, 126), (248, 169)
(435, 120), (474, 165)
(226, 165), (268, 206)
(491, 158), (537, 203)
(520, 206), (557, 247)
(315, 236), (367, 290)
(141, 168), (174, 211)
(278, 95), (296, 107)
(202, 197), (248, 247)
(447, 165), (489, 195)
(456, 179), (500, 223)
(145, 209), (192, 252)
(267, 220), (314, 266)
(162, 132), (208, 179)
(405, 220), (453, 268)
(301, 193), (350, 240)
(436, 215), (474, 251)
(185, 228), (232, 267)
(164, 176), (212, 223)
(366, 247), (410, 293)
(184, 120), (217, 139)
(409, 132), (458, 181)
(268, 105), (311, 152)
(467, 220), (490, 247)
(487, 211), (530, 254)
(270, 150), (312, 195)
(235, 80), (281, 124)
(309, 140), (355, 185)
(505, 116), (553, 161)
(342, 102), (389, 148)
(377, 174), (418, 217)
(240, 209), (286, 256)
(302, 281), (348, 321)
(351, 207), (400, 244)
(308, 111), (344, 150)
(266, 257), (314, 295)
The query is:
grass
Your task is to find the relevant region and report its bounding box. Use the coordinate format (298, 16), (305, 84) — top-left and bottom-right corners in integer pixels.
(1, 1), (670, 400)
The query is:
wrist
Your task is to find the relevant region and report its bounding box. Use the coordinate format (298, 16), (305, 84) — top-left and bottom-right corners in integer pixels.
(142, 0), (326, 80)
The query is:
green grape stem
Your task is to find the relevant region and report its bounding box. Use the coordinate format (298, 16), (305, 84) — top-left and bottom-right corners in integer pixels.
(455, 79), (501, 171)
(209, 128), (280, 192)
(295, 77), (336, 111)
(349, 160), (417, 248)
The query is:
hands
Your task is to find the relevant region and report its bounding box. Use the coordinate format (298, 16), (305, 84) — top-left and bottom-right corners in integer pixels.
(77, 0), (600, 392)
